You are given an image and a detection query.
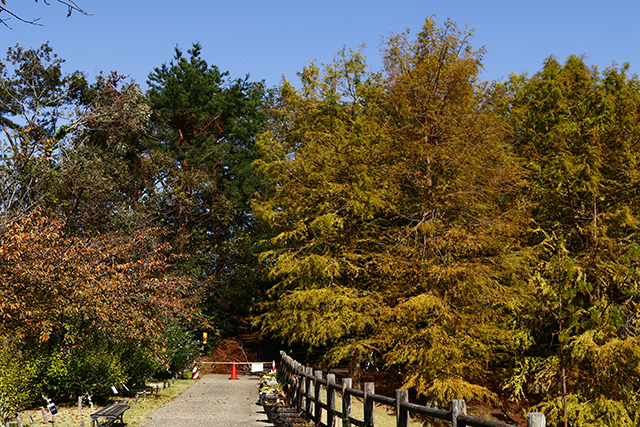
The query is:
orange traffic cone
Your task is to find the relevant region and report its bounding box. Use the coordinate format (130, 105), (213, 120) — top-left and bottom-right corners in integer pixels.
(229, 361), (239, 380)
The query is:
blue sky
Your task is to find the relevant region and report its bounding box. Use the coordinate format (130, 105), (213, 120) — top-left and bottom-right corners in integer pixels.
(3, 1), (640, 89)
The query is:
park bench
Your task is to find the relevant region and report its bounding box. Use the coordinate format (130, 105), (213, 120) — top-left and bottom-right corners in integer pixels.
(90, 403), (131, 427)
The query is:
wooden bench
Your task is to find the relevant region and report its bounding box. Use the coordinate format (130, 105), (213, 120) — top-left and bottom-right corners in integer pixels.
(90, 403), (131, 427)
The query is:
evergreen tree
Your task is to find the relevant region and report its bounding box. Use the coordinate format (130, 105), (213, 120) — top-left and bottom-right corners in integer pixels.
(147, 43), (266, 331)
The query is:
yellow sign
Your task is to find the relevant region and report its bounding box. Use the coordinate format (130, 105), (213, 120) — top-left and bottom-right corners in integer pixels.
(203, 332), (208, 344)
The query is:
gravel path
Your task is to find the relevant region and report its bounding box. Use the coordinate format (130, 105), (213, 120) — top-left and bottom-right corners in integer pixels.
(141, 374), (270, 427)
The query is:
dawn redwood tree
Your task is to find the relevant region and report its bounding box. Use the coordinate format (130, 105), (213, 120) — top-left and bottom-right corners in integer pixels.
(372, 17), (532, 403)
(253, 48), (395, 383)
(146, 43), (266, 331)
(254, 18), (530, 402)
(502, 55), (640, 427)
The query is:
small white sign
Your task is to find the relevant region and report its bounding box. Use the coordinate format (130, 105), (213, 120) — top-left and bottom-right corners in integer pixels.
(251, 362), (264, 372)
(47, 402), (58, 416)
(111, 386), (118, 394)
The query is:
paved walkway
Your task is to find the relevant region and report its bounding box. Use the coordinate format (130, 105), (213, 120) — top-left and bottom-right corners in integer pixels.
(141, 374), (270, 427)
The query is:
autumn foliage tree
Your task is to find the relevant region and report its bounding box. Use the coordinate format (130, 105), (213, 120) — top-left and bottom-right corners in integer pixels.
(253, 47), (394, 382)
(254, 17), (530, 402)
(501, 55), (640, 426)
(0, 210), (199, 405)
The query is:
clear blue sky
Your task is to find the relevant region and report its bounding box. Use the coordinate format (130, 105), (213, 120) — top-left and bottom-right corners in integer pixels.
(3, 1), (640, 89)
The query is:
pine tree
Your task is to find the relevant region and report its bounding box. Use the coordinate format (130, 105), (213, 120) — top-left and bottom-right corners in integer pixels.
(146, 43), (266, 331)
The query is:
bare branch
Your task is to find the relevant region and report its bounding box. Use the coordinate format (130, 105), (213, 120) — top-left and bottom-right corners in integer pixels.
(0, 6), (43, 28)
(0, 0), (90, 28)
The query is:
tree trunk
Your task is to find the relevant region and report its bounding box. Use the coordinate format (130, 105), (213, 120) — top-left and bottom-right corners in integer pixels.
(349, 351), (362, 389)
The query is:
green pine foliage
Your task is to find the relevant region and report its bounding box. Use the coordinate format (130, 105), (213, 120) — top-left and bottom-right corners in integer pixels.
(146, 43), (267, 331)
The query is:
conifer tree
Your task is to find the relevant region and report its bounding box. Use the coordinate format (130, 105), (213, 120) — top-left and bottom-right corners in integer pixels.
(254, 18), (529, 401)
(504, 55), (640, 426)
(254, 48), (394, 372)
(147, 43), (266, 331)
(373, 17), (529, 403)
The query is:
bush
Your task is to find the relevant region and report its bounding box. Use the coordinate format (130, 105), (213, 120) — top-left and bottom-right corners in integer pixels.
(0, 341), (38, 422)
(32, 344), (129, 400)
(159, 324), (200, 376)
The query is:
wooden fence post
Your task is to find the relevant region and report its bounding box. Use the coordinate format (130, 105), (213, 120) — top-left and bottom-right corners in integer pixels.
(342, 378), (352, 426)
(297, 364), (305, 411)
(296, 362), (304, 409)
(282, 354), (290, 380)
(305, 367), (314, 415)
(527, 413), (546, 427)
(396, 389), (409, 427)
(286, 367), (293, 405)
(364, 382), (375, 427)
(292, 372), (299, 409)
(314, 371), (323, 424)
(40, 407), (48, 424)
(327, 374), (336, 427)
(451, 400), (466, 427)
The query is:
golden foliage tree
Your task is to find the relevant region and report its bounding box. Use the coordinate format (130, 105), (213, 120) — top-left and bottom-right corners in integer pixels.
(254, 17), (530, 402)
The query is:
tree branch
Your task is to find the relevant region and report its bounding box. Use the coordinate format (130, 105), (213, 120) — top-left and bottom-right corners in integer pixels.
(0, 0), (90, 28)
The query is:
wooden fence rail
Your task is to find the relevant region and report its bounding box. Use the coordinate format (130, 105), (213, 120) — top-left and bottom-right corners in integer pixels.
(279, 351), (546, 427)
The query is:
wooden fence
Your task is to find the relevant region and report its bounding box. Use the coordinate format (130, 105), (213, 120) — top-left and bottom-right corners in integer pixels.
(279, 351), (546, 427)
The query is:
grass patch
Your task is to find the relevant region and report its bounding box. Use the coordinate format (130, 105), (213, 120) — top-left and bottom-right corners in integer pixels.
(315, 388), (424, 427)
(11, 380), (197, 427)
